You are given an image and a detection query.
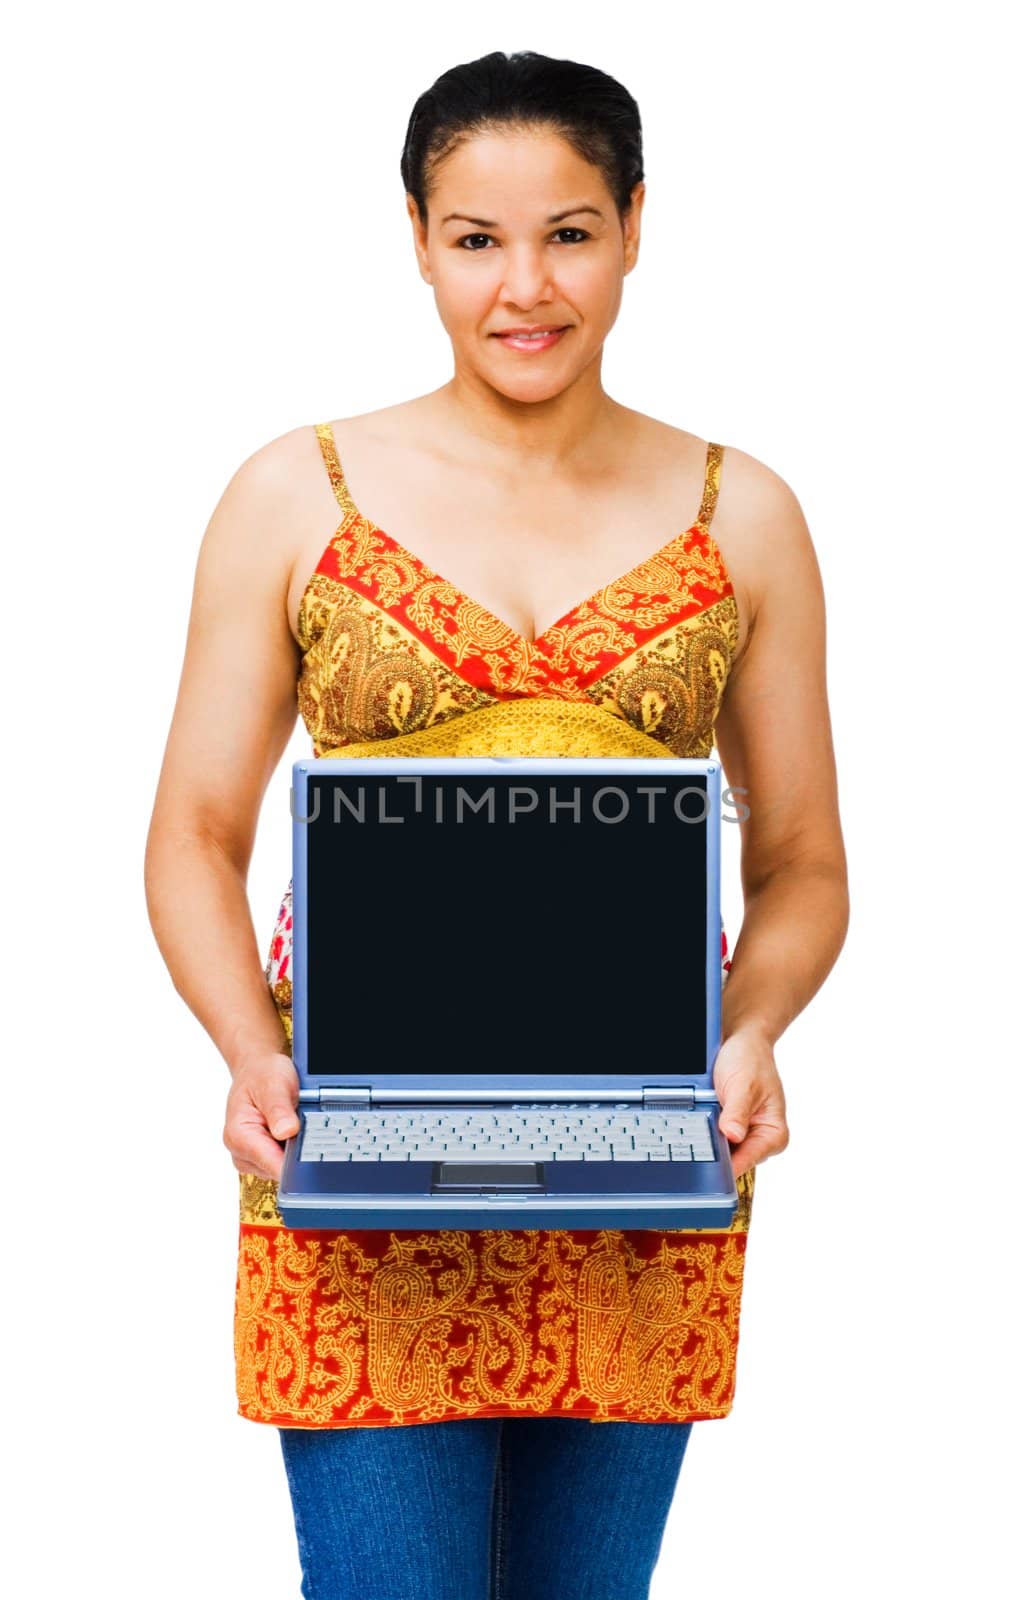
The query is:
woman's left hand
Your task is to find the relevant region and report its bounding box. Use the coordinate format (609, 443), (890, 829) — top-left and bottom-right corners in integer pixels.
(713, 1024), (790, 1180)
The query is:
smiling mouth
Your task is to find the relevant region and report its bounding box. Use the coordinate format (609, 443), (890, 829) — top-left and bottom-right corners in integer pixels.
(491, 326), (572, 346)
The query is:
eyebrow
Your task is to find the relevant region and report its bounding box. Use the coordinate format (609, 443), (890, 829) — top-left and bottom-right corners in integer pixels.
(440, 205), (605, 228)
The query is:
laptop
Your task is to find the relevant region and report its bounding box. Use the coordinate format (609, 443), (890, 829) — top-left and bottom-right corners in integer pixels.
(276, 756), (739, 1231)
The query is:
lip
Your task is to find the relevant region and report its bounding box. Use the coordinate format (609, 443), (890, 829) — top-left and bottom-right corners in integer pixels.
(491, 325), (571, 351)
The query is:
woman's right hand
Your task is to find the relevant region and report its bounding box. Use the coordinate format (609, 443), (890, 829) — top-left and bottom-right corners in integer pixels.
(224, 1053), (301, 1180)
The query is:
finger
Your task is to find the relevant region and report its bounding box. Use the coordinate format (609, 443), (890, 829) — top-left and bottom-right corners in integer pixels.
(729, 1126), (782, 1178)
(262, 1097), (301, 1141)
(225, 1120), (287, 1179)
(718, 1092), (753, 1144)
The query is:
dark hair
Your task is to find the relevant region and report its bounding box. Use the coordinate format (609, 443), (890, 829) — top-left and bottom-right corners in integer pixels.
(400, 51), (644, 227)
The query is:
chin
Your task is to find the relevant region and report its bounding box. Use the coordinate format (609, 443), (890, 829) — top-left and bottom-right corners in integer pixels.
(491, 378), (572, 403)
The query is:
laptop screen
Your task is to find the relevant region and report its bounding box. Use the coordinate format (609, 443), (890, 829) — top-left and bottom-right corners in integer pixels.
(298, 769), (713, 1078)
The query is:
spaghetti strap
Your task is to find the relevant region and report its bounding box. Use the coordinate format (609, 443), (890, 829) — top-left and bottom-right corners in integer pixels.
(314, 421), (353, 515)
(696, 441), (724, 528)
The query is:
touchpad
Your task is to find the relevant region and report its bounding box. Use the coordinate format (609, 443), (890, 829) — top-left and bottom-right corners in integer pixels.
(433, 1162), (545, 1192)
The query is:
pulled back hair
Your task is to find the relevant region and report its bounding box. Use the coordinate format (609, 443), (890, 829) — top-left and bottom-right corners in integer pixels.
(400, 51), (644, 227)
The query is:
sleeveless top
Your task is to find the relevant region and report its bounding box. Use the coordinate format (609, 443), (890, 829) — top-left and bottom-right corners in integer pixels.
(234, 421), (755, 1430)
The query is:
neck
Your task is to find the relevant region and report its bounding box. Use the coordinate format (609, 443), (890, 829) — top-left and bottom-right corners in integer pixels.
(432, 357), (627, 473)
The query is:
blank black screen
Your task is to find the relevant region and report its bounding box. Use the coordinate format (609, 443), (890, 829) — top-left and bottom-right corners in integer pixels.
(302, 772), (710, 1075)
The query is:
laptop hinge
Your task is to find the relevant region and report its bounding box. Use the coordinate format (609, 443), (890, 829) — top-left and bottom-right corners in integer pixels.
(641, 1085), (707, 1109)
(298, 1086), (373, 1108)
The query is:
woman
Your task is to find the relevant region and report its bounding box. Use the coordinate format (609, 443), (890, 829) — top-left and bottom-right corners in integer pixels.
(145, 49), (848, 1600)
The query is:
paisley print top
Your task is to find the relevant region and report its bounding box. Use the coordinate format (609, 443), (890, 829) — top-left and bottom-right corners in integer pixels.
(234, 421), (755, 1429)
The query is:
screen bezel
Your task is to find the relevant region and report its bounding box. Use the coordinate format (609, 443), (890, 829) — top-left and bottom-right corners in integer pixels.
(290, 755), (723, 1090)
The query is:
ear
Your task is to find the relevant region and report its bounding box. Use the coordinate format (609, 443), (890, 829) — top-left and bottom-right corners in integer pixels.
(406, 193), (433, 285)
(623, 181), (646, 275)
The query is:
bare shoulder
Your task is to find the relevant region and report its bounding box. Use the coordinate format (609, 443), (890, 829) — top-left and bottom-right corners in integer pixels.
(223, 406), (426, 519)
(644, 414), (809, 548)
(710, 440), (821, 669)
(323, 396), (445, 465)
(717, 440), (811, 546)
(220, 419), (329, 519)
(199, 419), (350, 593)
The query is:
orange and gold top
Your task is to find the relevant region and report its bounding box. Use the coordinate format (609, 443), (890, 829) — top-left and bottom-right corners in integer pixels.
(235, 421), (754, 1430)
(296, 420), (739, 756)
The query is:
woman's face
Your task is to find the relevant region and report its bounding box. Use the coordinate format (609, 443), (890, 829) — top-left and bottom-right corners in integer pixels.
(408, 127), (644, 403)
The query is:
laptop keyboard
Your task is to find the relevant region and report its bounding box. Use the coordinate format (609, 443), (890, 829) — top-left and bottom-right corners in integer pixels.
(299, 1107), (716, 1163)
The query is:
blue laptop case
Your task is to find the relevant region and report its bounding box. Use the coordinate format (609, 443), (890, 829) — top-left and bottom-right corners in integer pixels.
(276, 756), (739, 1230)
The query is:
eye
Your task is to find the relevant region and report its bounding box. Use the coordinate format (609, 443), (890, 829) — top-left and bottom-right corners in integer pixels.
(456, 227), (591, 251)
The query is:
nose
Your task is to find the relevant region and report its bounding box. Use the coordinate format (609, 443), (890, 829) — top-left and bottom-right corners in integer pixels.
(497, 243), (556, 310)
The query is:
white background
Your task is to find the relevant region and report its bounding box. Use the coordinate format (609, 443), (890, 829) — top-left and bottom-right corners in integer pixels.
(4, 2), (1028, 1596)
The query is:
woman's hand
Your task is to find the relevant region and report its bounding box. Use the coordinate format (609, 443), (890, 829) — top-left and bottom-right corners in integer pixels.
(714, 1024), (789, 1180)
(224, 1052), (301, 1180)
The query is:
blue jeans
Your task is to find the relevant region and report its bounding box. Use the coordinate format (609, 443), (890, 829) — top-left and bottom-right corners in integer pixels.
(279, 1416), (693, 1599)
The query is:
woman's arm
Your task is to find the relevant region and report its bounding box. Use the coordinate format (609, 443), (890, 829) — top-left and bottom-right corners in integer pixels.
(712, 452), (850, 1179)
(144, 433), (309, 1181)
